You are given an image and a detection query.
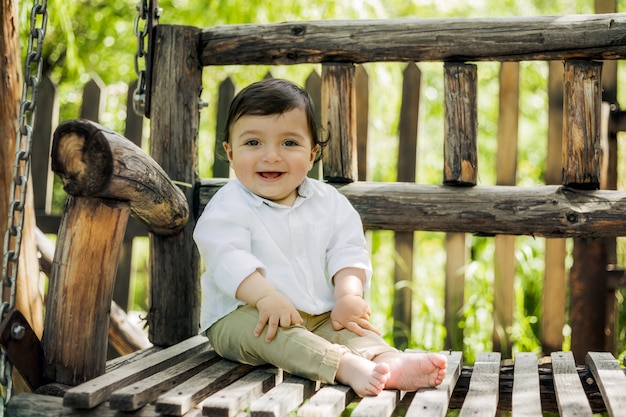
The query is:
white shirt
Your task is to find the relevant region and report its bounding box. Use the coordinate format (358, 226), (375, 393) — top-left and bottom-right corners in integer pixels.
(193, 178), (372, 332)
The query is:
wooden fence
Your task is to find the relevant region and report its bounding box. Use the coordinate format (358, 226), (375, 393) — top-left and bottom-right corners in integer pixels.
(207, 62), (616, 359)
(33, 56), (624, 360)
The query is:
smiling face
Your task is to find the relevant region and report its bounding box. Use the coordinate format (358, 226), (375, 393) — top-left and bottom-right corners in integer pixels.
(224, 107), (320, 206)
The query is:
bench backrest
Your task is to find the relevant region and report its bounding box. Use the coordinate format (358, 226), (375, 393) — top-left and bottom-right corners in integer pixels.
(146, 13), (626, 350)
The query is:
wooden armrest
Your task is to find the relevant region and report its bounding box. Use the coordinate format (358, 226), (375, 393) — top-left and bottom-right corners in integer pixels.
(51, 119), (189, 235)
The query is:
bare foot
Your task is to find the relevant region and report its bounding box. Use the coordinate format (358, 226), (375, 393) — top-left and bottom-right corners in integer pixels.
(336, 353), (390, 397)
(373, 351), (447, 391)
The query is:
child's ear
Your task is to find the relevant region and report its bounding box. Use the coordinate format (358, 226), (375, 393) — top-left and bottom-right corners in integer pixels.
(223, 141), (234, 162)
(310, 144), (320, 164)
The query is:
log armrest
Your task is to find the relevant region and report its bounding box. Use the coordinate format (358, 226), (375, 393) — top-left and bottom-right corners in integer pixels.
(43, 119), (190, 386)
(51, 119), (189, 235)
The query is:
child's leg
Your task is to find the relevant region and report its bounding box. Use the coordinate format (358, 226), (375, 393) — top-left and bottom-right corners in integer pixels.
(312, 315), (448, 391)
(207, 306), (388, 395)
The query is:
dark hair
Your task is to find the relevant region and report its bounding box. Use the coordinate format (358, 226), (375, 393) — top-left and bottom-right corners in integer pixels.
(223, 78), (327, 162)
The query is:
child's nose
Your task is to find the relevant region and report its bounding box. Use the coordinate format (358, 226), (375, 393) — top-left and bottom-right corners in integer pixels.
(263, 146), (281, 162)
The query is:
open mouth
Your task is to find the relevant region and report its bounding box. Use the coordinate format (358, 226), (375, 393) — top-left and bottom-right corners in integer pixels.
(258, 172), (283, 180)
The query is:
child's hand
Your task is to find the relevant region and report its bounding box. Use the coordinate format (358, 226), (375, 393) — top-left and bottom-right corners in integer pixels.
(331, 294), (381, 336)
(255, 291), (303, 342)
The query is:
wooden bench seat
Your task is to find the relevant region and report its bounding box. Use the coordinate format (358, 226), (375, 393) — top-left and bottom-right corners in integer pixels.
(7, 335), (624, 416)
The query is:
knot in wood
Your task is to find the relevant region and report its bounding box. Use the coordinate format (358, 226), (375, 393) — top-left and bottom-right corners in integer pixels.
(291, 25), (306, 36)
(566, 212), (578, 223)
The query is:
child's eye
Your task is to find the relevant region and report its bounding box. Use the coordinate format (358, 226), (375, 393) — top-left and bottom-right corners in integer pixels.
(244, 139), (260, 146)
(283, 140), (298, 147)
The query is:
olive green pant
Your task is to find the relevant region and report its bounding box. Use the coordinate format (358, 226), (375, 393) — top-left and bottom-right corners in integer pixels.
(206, 305), (397, 384)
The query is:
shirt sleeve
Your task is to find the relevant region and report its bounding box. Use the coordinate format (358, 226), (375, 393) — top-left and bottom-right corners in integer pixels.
(193, 195), (265, 299)
(325, 190), (373, 288)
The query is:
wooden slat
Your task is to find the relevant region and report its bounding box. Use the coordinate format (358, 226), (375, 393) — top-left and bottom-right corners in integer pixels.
(250, 376), (318, 417)
(392, 61), (421, 349)
(397, 62), (420, 184)
(108, 299), (152, 356)
(199, 13), (626, 65)
(512, 352), (542, 417)
(355, 65), (368, 181)
(63, 335), (211, 409)
(351, 390), (402, 417)
(542, 60), (566, 354)
(586, 352), (626, 416)
(459, 352), (500, 417)
(444, 234), (466, 350)
(321, 63), (357, 182)
(80, 76), (105, 122)
(493, 61), (519, 359)
(306, 70), (323, 180)
(149, 24), (203, 346)
(197, 179), (626, 237)
(405, 351), (463, 417)
(201, 368), (281, 417)
(443, 62), (477, 186)
(109, 349), (219, 411)
(213, 76), (234, 178)
(297, 384), (355, 417)
(8, 393), (156, 417)
(155, 360), (254, 416)
(562, 59), (602, 189)
(105, 345), (161, 372)
(551, 351), (593, 417)
(114, 78), (148, 310)
(569, 237), (608, 362)
(32, 74), (57, 215)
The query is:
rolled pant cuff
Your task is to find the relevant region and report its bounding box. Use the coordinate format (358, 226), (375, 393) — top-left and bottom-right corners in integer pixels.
(318, 345), (346, 384)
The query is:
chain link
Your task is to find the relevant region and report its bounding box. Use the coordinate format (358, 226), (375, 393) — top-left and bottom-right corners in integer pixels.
(1, 0), (48, 411)
(133, 0), (160, 115)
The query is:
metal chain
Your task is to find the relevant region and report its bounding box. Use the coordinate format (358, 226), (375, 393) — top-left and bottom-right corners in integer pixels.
(133, 0), (160, 115)
(0, 0), (48, 411)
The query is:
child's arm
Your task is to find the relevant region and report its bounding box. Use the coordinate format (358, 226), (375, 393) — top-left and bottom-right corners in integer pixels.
(331, 267), (381, 336)
(236, 270), (303, 342)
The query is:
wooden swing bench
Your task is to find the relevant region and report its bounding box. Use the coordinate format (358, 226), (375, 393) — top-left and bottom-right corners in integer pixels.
(8, 336), (626, 416)
(8, 11), (626, 417)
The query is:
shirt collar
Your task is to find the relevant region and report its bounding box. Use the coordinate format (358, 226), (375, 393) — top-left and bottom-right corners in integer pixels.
(235, 178), (313, 208)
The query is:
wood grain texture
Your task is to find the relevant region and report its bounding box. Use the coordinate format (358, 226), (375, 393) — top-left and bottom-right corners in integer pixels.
(562, 60), (602, 189)
(512, 353), (542, 417)
(199, 13), (626, 65)
(297, 384), (355, 417)
(586, 352), (626, 416)
(51, 119), (189, 235)
(155, 360), (253, 416)
(201, 368), (280, 417)
(352, 390), (401, 417)
(459, 352), (500, 417)
(444, 62), (477, 186)
(552, 351), (593, 417)
(250, 376), (318, 417)
(42, 196), (129, 386)
(198, 179), (626, 237)
(62, 335), (210, 409)
(148, 24), (203, 346)
(321, 63), (357, 182)
(109, 349), (219, 411)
